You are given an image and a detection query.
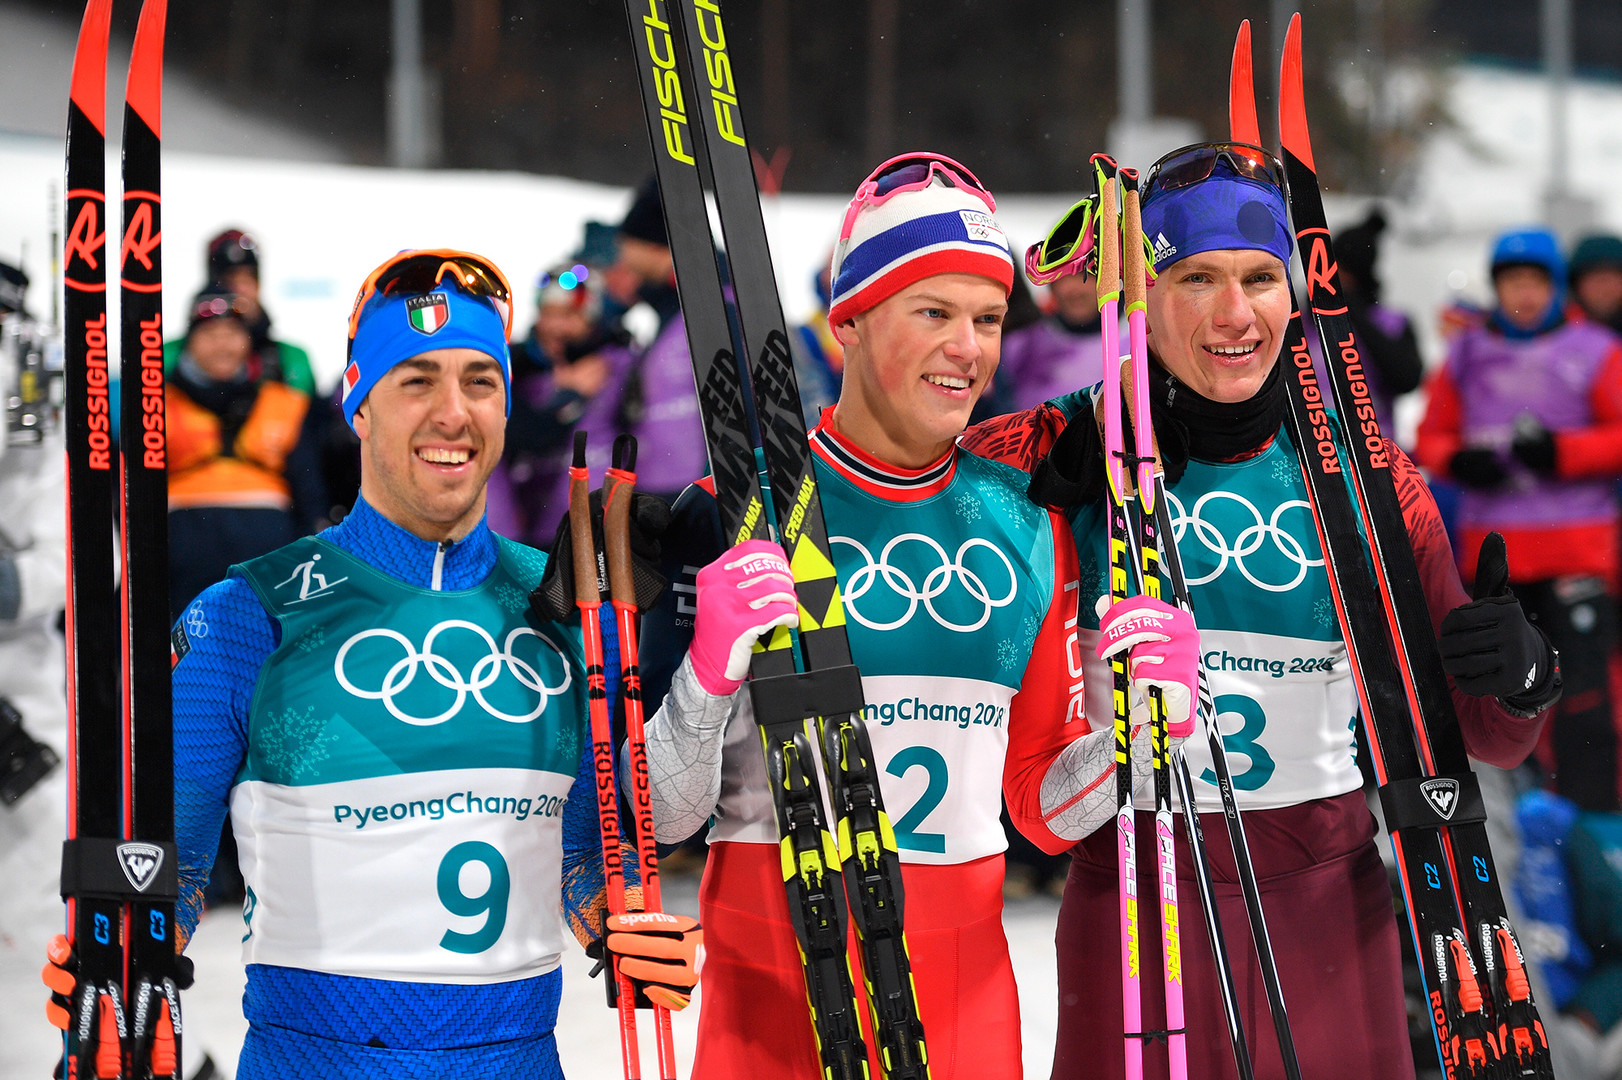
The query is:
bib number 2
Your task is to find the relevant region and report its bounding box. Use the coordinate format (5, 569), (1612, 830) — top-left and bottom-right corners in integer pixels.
(438, 841), (511, 954)
(886, 746), (948, 854)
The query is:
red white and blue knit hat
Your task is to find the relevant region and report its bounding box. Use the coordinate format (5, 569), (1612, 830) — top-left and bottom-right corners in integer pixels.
(828, 157), (1014, 327)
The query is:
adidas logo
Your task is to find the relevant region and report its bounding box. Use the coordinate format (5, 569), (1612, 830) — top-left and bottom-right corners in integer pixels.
(1524, 663), (1537, 691)
(1151, 232), (1177, 265)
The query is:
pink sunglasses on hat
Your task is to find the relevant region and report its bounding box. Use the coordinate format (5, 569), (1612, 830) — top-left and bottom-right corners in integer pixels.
(838, 152), (997, 242)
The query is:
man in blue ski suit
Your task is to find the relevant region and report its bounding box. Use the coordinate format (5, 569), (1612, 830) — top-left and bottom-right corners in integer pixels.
(46, 250), (701, 1079)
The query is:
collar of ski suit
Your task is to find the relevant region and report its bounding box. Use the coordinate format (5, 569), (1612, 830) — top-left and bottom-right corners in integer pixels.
(809, 407), (956, 502)
(324, 496), (499, 591)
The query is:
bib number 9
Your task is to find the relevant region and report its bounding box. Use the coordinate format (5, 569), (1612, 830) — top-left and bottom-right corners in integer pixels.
(438, 841), (511, 954)
(886, 746), (948, 854)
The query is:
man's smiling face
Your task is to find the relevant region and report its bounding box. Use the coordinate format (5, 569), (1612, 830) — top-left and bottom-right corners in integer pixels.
(1145, 249), (1291, 403)
(353, 347), (506, 542)
(832, 272), (1007, 467)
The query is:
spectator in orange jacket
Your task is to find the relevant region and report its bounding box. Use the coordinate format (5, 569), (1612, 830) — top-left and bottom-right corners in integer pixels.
(166, 285), (324, 618)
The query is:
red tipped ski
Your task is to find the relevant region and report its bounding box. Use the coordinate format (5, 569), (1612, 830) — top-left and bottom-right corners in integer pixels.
(67, 0), (111, 136)
(62, 1), (180, 1076)
(1275, 13), (1553, 1079)
(1278, 16), (1314, 173)
(61, 1), (126, 1075)
(120, 3), (182, 1077)
(124, 1), (166, 138)
(1228, 20), (1261, 147)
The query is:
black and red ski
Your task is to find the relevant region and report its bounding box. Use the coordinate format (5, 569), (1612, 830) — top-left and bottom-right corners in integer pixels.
(1260, 14), (1552, 1078)
(60, 1), (180, 1077)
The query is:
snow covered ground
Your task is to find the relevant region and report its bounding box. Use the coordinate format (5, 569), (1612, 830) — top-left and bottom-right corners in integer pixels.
(0, 874), (1064, 1080)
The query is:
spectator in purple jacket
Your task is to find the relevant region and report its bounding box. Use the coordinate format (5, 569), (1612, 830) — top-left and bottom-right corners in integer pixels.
(496, 262), (634, 544)
(604, 178), (709, 506)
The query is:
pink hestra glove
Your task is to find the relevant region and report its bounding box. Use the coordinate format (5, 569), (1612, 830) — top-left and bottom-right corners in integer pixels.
(1095, 594), (1201, 738)
(690, 539), (800, 696)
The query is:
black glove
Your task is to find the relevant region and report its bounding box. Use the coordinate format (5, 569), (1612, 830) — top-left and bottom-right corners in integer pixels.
(1438, 532), (1561, 712)
(1026, 400), (1192, 511)
(1449, 447), (1508, 490)
(1027, 409), (1103, 510)
(1510, 415), (1558, 475)
(531, 489), (672, 623)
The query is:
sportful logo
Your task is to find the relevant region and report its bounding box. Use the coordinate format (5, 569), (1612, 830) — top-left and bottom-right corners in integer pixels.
(834, 533), (1017, 633)
(407, 292), (450, 335)
(1151, 232), (1177, 264)
(335, 620), (573, 726)
(117, 842), (164, 893)
(1420, 778), (1460, 821)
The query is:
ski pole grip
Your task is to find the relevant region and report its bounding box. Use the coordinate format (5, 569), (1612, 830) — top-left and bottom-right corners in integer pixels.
(568, 432), (602, 606)
(1093, 155), (1121, 302)
(1121, 175), (1147, 311)
(1113, 359), (1167, 478)
(602, 458), (638, 608)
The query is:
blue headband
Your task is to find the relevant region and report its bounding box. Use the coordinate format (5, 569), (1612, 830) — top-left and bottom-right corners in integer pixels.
(342, 286), (511, 429)
(1140, 172), (1292, 274)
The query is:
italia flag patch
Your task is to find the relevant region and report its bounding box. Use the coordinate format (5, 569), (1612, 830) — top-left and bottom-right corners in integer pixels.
(407, 292), (451, 335)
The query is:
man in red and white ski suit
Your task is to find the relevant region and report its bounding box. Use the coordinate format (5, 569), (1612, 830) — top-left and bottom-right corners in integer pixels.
(638, 155), (1203, 1078)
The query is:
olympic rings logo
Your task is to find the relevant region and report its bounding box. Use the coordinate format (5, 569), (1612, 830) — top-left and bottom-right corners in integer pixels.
(334, 620), (572, 726)
(834, 533), (1018, 633)
(1165, 490), (1323, 593)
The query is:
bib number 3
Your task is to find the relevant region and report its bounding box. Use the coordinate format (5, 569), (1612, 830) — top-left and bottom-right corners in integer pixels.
(438, 841), (511, 954)
(1198, 693), (1276, 791)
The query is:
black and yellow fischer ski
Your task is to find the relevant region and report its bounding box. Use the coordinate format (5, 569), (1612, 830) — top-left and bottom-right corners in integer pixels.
(619, 1), (927, 1077)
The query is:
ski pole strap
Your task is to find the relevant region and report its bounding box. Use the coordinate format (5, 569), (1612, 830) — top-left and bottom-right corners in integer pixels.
(60, 837), (180, 902)
(1376, 773), (1487, 833)
(749, 664), (865, 731)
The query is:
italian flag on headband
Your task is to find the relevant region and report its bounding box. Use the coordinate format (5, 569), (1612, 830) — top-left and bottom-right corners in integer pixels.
(407, 292), (451, 335)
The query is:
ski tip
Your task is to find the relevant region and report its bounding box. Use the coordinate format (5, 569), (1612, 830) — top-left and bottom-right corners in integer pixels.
(125, 0), (168, 138)
(573, 430), (588, 469)
(69, 0), (115, 135)
(1279, 13), (1315, 173)
(1229, 20), (1262, 146)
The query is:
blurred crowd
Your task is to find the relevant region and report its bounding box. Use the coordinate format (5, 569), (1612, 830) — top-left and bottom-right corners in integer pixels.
(5, 181), (1622, 1076)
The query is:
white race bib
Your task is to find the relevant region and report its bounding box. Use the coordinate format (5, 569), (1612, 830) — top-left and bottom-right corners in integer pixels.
(232, 766), (575, 983)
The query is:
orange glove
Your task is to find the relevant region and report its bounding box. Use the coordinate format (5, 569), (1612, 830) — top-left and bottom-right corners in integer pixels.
(604, 912), (704, 1011)
(42, 934), (76, 1031)
(44, 933), (194, 1028)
